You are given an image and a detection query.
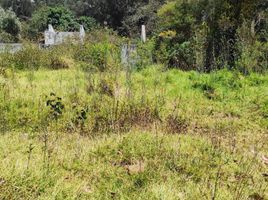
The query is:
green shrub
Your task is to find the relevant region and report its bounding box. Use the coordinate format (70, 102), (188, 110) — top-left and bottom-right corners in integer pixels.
(0, 42), (77, 70)
(154, 34), (196, 70)
(0, 7), (21, 42)
(0, 31), (17, 42)
(236, 41), (268, 74)
(0, 43), (45, 70)
(12, 43), (47, 70)
(155, 0), (268, 73)
(86, 28), (123, 45)
(76, 42), (120, 72)
(28, 6), (79, 39)
(135, 39), (155, 70)
(76, 16), (97, 31)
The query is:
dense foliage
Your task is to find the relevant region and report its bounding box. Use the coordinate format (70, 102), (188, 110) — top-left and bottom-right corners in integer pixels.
(0, 7), (21, 42)
(0, 0), (162, 35)
(0, 0), (267, 72)
(155, 0), (268, 72)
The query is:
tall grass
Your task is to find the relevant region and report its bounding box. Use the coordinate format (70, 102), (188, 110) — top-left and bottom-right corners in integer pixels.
(0, 31), (267, 199)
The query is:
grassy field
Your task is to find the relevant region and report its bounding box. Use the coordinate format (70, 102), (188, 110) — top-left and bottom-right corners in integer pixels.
(0, 66), (267, 199)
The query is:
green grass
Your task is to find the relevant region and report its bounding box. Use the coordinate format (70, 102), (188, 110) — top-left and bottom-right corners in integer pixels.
(0, 131), (267, 200)
(0, 66), (267, 199)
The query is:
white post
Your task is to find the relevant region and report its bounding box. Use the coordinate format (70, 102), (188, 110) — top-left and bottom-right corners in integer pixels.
(79, 25), (86, 43)
(141, 25), (146, 43)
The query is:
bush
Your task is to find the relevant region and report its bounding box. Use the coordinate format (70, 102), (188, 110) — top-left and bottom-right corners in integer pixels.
(76, 41), (121, 72)
(76, 16), (97, 31)
(8, 43), (43, 70)
(155, 0), (268, 73)
(27, 6), (99, 40)
(236, 41), (268, 74)
(28, 6), (79, 39)
(11, 43), (48, 70)
(0, 31), (16, 42)
(0, 7), (21, 42)
(0, 41), (79, 70)
(135, 39), (155, 70)
(154, 33), (196, 70)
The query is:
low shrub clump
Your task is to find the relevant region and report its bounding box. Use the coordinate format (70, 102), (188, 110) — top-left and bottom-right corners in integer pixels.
(13, 43), (46, 70)
(0, 28), (123, 72)
(0, 42), (76, 70)
(76, 39), (121, 72)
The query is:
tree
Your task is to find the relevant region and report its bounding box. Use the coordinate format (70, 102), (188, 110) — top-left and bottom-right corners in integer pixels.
(156, 0), (268, 71)
(28, 6), (79, 39)
(2, 17), (20, 35)
(8, 0), (165, 36)
(0, 0), (33, 19)
(76, 16), (97, 31)
(122, 0), (165, 36)
(0, 6), (21, 42)
(62, 0), (165, 35)
(27, 5), (99, 40)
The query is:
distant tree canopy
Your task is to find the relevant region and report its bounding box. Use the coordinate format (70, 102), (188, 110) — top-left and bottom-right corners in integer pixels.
(30, 6), (78, 32)
(0, 0), (33, 19)
(156, 0), (268, 72)
(0, 7), (21, 42)
(0, 0), (164, 35)
(27, 6), (97, 40)
(0, 0), (267, 72)
(122, 0), (165, 36)
(64, 0), (162, 35)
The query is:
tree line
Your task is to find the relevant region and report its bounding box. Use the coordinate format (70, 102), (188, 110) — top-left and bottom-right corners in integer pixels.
(0, 0), (267, 72)
(0, 0), (163, 35)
